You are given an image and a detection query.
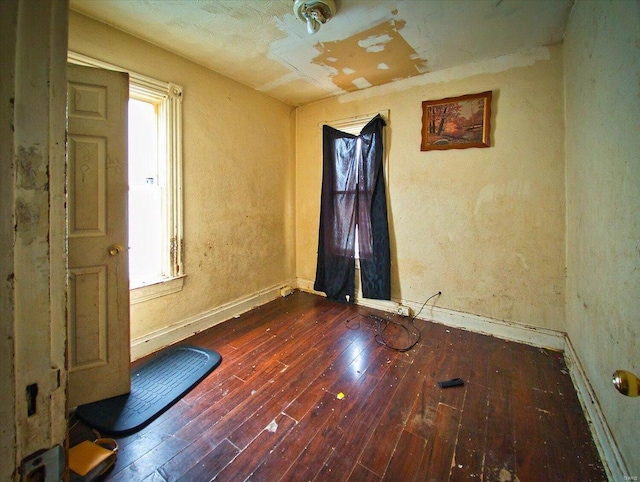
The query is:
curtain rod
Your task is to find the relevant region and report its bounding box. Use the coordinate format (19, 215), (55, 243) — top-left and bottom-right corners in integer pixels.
(317, 110), (389, 130)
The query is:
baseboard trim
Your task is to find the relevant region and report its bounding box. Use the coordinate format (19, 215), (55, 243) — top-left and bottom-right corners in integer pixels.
(296, 278), (564, 350)
(563, 337), (626, 481)
(130, 281), (294, 360)
(416, 304), (565, 351)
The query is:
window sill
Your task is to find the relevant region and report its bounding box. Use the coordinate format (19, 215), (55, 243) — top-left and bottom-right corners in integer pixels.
(130, 276), (185, 305)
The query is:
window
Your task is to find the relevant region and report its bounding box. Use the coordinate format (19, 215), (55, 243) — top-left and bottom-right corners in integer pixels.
(128, 98), (162, 286)
(324, 112), (389, 264)
(127, 81), (184, 297)
(314, 113), (391, 302)
(68, 52), (184, 303)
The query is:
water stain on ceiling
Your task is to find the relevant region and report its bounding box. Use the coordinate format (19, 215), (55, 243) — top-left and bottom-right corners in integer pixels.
(69, 0), (573, 106)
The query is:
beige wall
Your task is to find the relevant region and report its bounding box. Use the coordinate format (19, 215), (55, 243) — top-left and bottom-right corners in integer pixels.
(296, 46), (566, 331)
(69, 11), (296, 341)
(564, 0), (640, 476)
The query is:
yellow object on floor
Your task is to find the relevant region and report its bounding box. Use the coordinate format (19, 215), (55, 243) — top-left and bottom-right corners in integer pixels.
(68, 439), (117, 481)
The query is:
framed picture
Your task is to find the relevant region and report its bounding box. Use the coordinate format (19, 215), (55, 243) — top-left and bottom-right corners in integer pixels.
(421, 91), (492, 151)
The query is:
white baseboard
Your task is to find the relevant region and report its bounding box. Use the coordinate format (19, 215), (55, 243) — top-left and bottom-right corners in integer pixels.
(130, 281), (294, 360)
(563, 337), (626, 481)
(414, 303), (565, 351)
(296, 277), (624, 477)
(296, 277), (564, 350)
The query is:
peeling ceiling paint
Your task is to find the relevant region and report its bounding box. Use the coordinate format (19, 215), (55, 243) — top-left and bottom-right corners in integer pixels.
(69, 0), (573, 106)
(312, 19), (427, 93)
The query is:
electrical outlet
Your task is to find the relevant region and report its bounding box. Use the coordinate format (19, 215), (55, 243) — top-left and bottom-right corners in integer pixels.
(397, 305), (410, 317)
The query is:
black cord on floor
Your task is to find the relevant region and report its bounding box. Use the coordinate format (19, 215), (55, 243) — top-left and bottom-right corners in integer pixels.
(345, 291), (441, 352)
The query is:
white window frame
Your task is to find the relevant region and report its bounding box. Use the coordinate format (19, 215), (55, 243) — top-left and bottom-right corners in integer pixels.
(321, 110), (389, 181)
(68, 51), (185, 303)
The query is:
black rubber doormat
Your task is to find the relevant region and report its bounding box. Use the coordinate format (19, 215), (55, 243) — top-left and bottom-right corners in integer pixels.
(75, 345), (221, 436)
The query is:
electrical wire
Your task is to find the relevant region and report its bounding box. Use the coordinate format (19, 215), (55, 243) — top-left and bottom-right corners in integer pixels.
(344, 291), (441, 352)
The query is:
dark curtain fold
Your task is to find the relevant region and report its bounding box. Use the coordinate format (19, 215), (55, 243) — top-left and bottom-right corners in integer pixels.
(314, 114), (390, 303)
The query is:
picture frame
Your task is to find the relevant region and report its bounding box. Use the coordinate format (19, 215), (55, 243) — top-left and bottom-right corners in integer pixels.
(421, 91), (492, 151)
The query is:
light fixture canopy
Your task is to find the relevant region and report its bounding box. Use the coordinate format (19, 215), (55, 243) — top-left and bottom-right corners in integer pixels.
(293, 0), (337, 35)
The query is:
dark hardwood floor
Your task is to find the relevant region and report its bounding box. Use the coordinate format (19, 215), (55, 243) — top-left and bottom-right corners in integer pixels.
(70, 291), (607, 481)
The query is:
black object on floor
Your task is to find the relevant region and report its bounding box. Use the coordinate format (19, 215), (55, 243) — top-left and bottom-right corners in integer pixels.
(437, 377), (464, 388)
(75, 345), (221, 436)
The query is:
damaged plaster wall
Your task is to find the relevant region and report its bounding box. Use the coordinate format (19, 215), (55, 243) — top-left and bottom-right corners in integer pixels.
(564, 0), (640, 476)
(296, 46), (566, 332)
(0, 0), (69, 478)
(0, 3), (19, 479)
(68, 11), (296, 344)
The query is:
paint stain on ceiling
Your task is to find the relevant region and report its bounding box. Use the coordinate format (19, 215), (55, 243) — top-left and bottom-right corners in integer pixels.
(69, 0), (574, 106)
(313, 19), (427, 93)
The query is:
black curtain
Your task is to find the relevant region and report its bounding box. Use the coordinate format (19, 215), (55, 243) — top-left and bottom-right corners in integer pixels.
(314, 114), (390, 303)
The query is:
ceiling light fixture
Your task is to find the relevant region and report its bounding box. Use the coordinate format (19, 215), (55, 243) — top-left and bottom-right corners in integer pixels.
(293, 0), (337, 35)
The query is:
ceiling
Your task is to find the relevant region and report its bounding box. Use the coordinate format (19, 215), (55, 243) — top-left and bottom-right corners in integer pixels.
(69, 0), (574, 106)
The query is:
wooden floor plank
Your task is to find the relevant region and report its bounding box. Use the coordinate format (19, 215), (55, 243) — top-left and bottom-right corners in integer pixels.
(151, 430), (223, 480)
(381, 429), (428, 482)
(279, 373), (381, 482)
(226, 347), (328, 450)
(68, 291), (606, 481)
(172, 358), (285, 445)
(316, 358), (409, 480)
(404, 333), (453, 439)
(358, 338), (433, 476)
(216, 413), (297, 481)
(108, 435), (189, 481)
(347, 463), (381, 482)
(174, 439), (240, 482)
(246, 391), (338, 481)
(449, 382), (489, 480)
(482, 342), (519, 480)
(281, 332), (373, 422)
(414, 402), (462, 482)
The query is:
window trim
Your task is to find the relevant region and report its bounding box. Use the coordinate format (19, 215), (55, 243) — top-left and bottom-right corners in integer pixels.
(68, 52), (185, 303)
(319, 110), (389, 180)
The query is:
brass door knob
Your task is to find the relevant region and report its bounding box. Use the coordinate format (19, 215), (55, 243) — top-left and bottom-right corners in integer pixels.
(613, 370), (640, 397)
(109, 244), (125, 256)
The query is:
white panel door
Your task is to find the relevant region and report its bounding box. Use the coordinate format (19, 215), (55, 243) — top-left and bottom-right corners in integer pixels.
(67, 64), (130, 407)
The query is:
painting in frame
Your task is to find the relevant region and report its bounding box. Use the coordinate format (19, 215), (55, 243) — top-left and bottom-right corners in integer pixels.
(421, 91), (492, 151)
